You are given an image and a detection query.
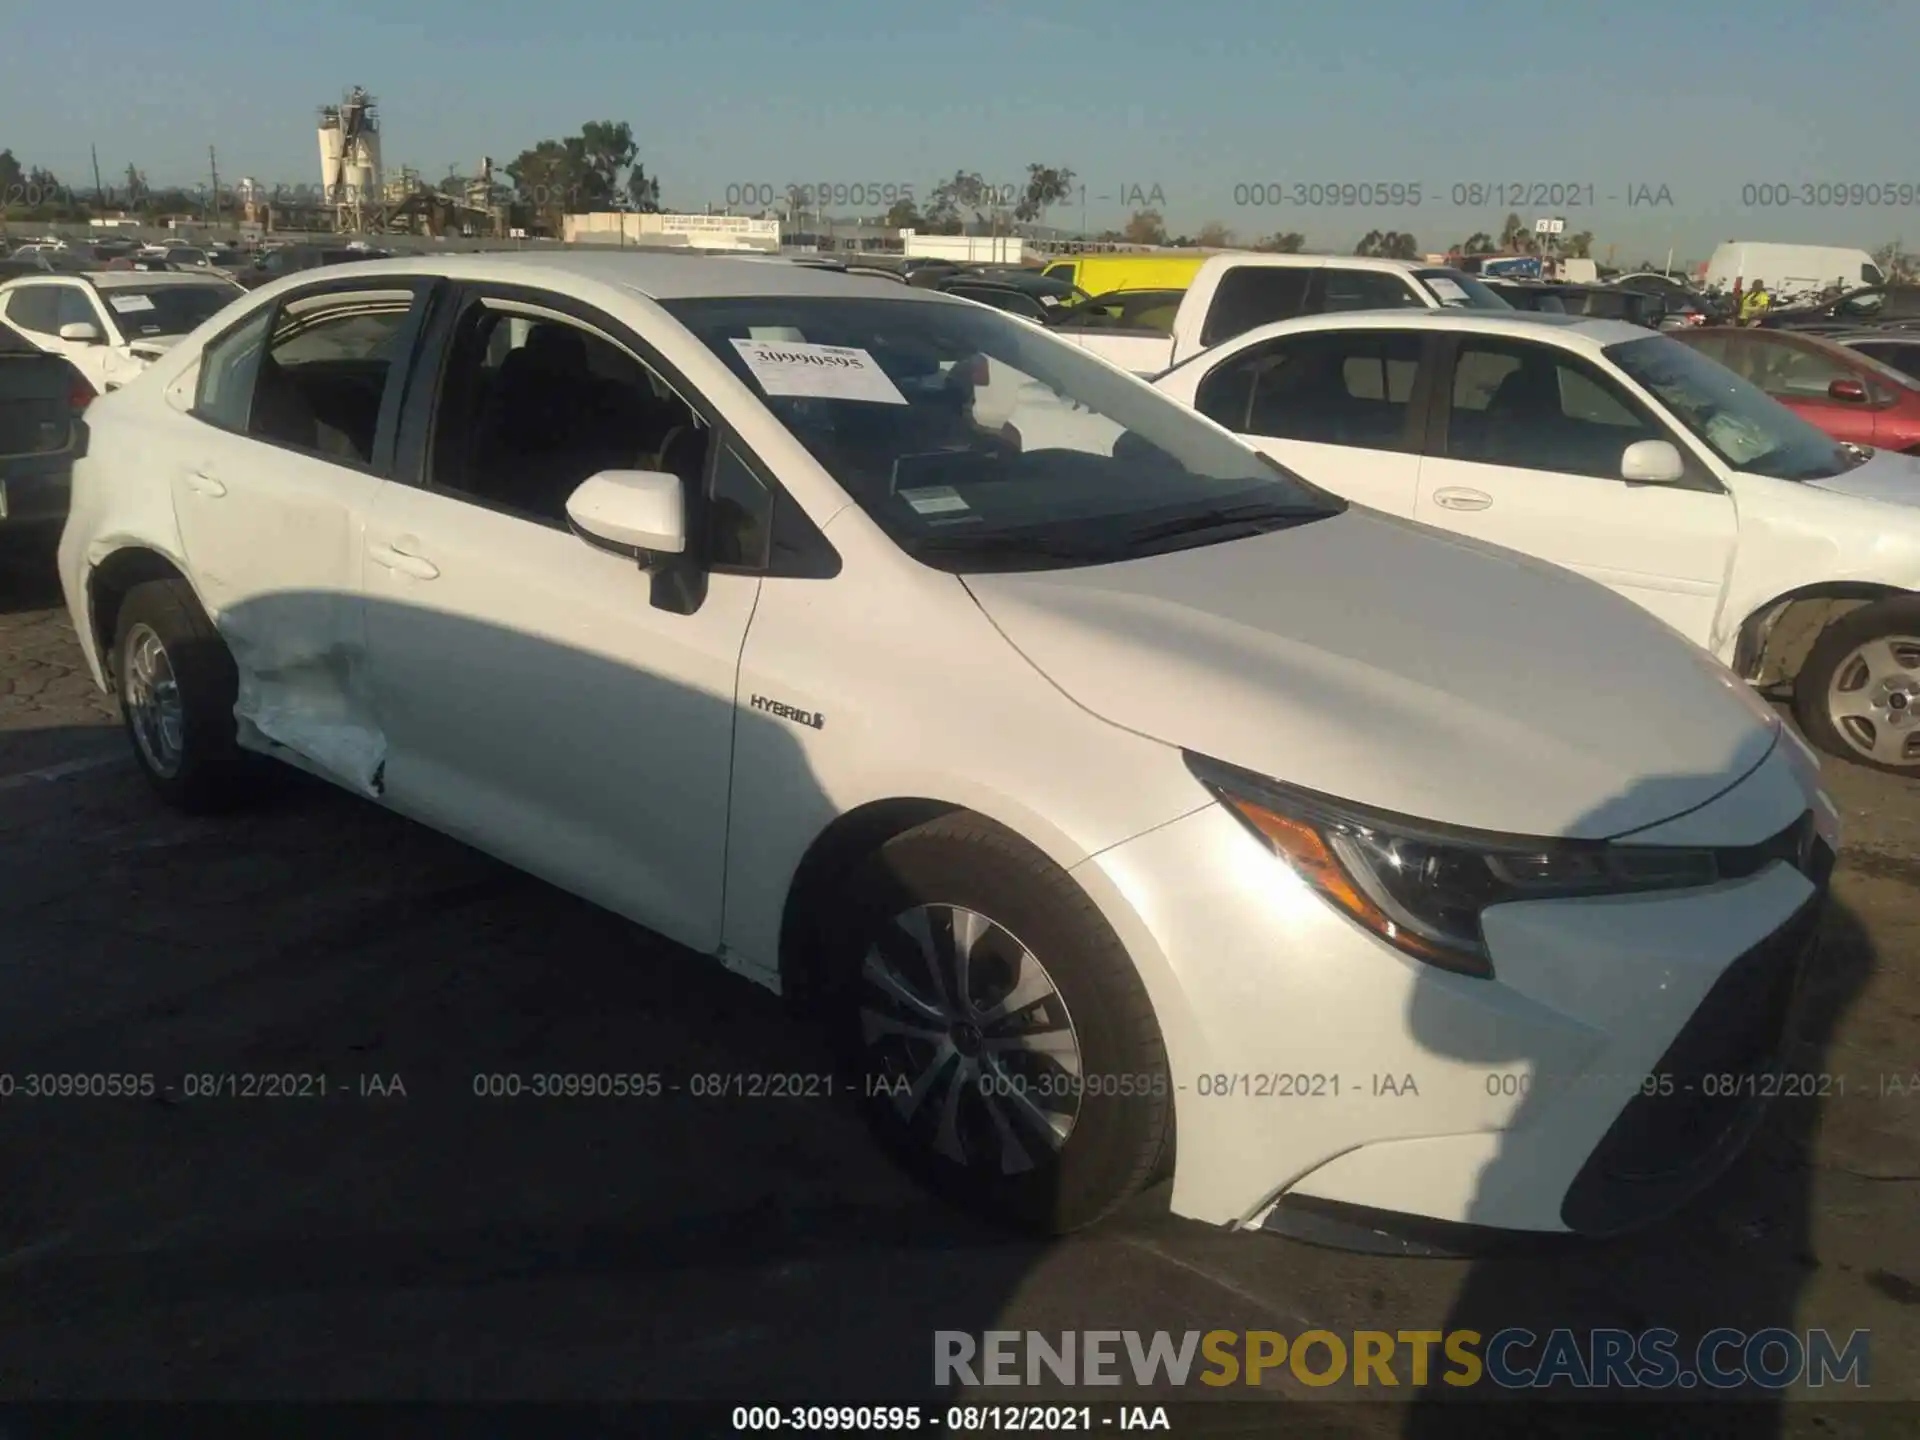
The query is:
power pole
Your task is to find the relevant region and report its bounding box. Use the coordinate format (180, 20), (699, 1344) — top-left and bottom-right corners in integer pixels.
(208, 146), (220, 224)
(90, 145), (105, 207)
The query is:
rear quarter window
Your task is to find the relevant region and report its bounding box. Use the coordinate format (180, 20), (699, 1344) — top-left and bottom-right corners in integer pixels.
(1200, 267), (1313, 347)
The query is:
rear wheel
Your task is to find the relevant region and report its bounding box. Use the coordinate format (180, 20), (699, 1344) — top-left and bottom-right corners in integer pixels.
(112, 578), (268, 811)
(826, 816), (1172, 1234)
(1793, 597), (1920, 776)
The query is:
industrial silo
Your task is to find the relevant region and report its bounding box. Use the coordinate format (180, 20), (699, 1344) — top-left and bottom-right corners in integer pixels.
(317, 88), (382, 218)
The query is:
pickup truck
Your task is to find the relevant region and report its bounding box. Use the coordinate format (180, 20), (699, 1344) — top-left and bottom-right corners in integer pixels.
(1046, 253), (1509, 374)
(0, 327), (91, 549)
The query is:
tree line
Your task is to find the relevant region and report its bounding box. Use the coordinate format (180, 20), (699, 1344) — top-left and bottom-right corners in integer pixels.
(3, 137), (1912, 279)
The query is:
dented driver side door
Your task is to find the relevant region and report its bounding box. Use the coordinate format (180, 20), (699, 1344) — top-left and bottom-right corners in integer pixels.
(169, 278), (435, 791)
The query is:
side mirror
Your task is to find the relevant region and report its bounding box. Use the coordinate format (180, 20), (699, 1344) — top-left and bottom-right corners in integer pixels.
(58, 322), (103, 344)
(1829, 377), (1869, 403)
(1621, 438), (1686, 485)
(565, 470), (686, 559)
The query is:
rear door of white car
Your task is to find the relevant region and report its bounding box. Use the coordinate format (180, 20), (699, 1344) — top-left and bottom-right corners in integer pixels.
(1164, 326), (1434, 516)
(1411, 332), (1737, 644)
(171, 277), (435, 789)
(358, 284), (763, 954)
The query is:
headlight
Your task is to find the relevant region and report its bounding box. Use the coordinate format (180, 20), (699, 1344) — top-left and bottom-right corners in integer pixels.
(1186, 754), (1722, 978)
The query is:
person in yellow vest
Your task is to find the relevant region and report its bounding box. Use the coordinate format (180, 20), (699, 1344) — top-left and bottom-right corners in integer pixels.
(1740, 280), (1772, 326)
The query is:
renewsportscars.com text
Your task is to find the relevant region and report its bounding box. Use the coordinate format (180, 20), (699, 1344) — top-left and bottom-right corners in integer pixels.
(935, 1328), (1871, 1390)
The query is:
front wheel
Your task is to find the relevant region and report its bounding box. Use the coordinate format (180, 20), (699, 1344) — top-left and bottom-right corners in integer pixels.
(1793, 597), (1920, 775)
(827, 816), (1173, 1234)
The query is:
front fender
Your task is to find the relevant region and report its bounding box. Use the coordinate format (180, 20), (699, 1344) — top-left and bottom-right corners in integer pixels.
(1714, 473), (1920, 664)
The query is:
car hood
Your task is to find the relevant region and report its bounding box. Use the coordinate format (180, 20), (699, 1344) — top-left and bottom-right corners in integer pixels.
(1804, 446), (1920, 506)
(963, 508), (1779, 839)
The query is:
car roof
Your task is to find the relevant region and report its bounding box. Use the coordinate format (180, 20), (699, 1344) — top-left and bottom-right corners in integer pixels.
(1189, 308), (1653, 354)
(88, 269), (234, 288)
(1685, 323), (1827, 339)
(267, 249), (958, 302)
(1205, 253), (1438, 274)
(0, 269), (231, 290)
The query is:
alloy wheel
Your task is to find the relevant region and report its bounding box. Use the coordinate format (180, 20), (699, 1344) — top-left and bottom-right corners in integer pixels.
(1826, 635), (1920, 767)
(123, 622), (185, 778)
(857, 903), (1084, 1175)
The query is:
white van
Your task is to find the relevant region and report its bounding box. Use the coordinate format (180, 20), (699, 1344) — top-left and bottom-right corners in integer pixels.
(1704, 242), (1883, 296)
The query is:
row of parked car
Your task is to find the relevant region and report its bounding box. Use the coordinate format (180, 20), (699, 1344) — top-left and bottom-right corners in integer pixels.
(36, 245), (1868, 1253)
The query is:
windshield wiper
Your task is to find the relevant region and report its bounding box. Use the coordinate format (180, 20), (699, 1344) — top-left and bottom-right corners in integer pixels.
(1122, 502), (1329, 546)
(910, 531), (1111, 563)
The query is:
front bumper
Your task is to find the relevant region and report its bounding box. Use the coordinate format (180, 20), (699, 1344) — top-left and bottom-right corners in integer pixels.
(1072, 733), (1834, 1237)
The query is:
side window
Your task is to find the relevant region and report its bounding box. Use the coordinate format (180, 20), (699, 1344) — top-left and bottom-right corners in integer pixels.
(708, 444), (772, 569)
(1836, 289), (1885, 320)
(1750, 342), (1851, 400)
(1856, 343), (1920, 380)
(1197, 331), (1424, 451)
(1123, 296), (1180, 334)
(5, 286), (59, 335)
(1199, 267), (1312, 347)
(272, 309), (401, 366)
(428, 299), (710, 530)
(192, 305), (274, 431)
(1319, 269), (1425, 313)
(248, 288), (419, 465)
(1444, 340), (1664, 478)
(54, 288), (100, 331)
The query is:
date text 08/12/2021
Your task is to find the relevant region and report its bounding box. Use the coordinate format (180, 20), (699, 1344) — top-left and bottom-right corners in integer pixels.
(4, 1069), (1914, 1102)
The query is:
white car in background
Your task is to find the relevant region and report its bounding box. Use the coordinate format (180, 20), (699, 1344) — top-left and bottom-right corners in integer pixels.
(59, 253), (1835, 1246)
(0, 270), (243, 392)
(1154, 310), (1920, 776)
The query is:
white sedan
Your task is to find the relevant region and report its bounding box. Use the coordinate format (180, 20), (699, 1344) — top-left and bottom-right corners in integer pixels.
(1154, 310), (1920, 776)
(0, 270), (244, 393)
(60, 253), (1835, 1244)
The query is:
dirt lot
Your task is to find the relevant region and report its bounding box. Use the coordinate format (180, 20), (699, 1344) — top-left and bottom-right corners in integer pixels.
(1, 553), (1915, 1435)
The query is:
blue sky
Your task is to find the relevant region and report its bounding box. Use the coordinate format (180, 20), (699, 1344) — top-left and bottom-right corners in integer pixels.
(4, 0), (1917, 261)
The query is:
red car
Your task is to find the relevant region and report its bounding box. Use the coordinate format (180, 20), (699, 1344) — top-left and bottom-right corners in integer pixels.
(1672, 326), (1920, 452)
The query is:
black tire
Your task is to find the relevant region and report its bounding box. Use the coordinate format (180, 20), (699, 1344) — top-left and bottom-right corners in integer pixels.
(111, 578), (269, 811)
(825, 814), (1172, 1235)
(1792, 596), (1920, 776)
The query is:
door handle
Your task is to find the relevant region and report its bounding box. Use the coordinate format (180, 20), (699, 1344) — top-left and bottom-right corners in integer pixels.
(1432, 486), (1493, 512)
(368, 538), (440, 580)
(184, 470), (226, 497)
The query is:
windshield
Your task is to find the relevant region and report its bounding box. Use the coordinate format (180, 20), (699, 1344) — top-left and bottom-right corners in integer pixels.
(1606, 334), (1855, 481)
(102, 284), (237, 339)
(661, 294), (1343, 571)
(1414, 269), (1510, 309)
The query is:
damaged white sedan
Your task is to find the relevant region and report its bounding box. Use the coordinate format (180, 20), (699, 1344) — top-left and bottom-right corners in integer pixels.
(59, 253), (1837, 1248)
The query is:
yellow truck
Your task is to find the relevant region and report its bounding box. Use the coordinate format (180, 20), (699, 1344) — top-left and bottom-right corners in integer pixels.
(1040, 254), (1207, 297)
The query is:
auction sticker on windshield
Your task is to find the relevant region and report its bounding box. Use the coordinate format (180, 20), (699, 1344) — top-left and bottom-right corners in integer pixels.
(1426, 277), (1469, 305)
(107, 294), (156, 313)
(899, 485), (971, 515)
(731, 339), (907, 404)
